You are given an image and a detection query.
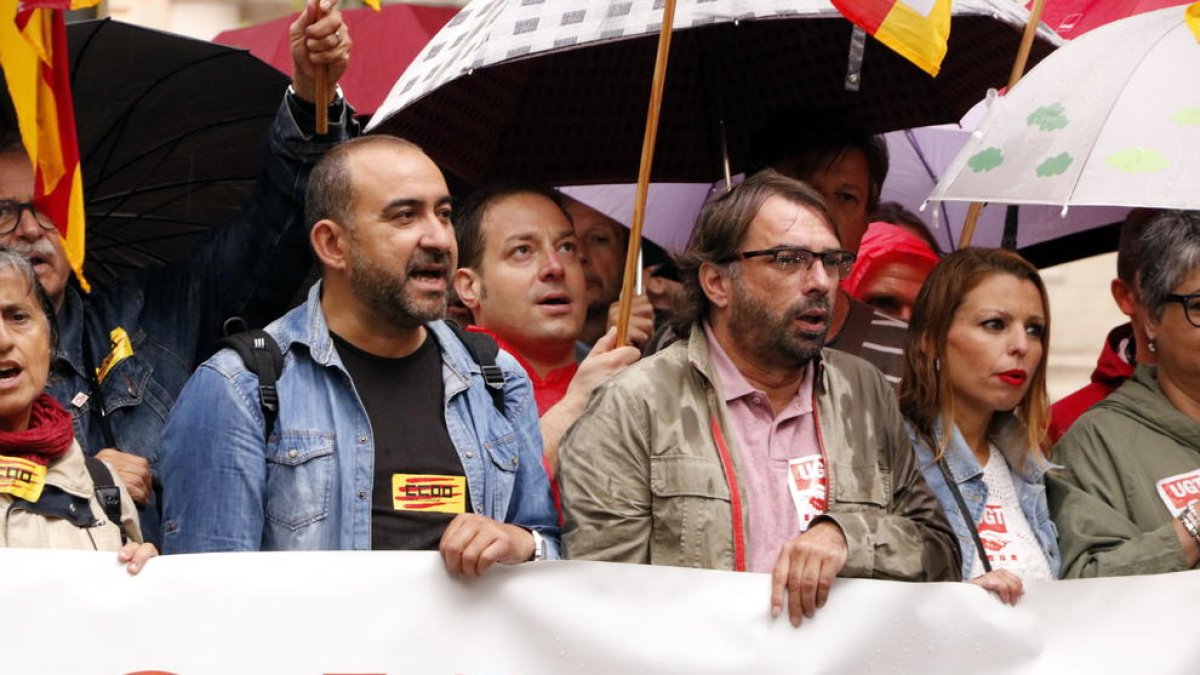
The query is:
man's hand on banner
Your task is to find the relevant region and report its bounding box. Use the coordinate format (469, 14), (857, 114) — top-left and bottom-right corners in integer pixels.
(439, 513), (537, 578)
(770, 520), (848, 627)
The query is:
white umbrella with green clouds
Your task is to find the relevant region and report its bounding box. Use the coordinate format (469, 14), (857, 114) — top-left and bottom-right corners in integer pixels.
(929, 4), (1200, 214)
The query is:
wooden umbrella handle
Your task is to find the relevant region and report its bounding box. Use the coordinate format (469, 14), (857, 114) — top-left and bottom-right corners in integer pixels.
(315, 65), (329, 134)
(312, 1), (331, 134)
(615, 0), (678, 346)
(958, 0), (1047, 249)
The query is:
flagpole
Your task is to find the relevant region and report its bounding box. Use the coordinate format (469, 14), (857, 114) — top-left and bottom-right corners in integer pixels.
(615, 0), (677, 346)
(958, 0), (1046, 249)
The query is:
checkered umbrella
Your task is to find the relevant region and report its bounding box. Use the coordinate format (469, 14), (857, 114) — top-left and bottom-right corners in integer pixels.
(366, 0), (1061, 186)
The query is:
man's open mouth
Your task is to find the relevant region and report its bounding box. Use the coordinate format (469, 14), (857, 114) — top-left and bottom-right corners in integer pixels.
(538, 292), (572, 307)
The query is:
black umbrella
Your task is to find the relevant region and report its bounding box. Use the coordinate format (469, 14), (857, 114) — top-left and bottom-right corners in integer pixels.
(367, 1), (1060, 187)
(66, 18), (289, 285)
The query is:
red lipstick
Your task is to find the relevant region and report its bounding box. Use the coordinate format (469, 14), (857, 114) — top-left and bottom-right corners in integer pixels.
(997, 370), (1028, 386)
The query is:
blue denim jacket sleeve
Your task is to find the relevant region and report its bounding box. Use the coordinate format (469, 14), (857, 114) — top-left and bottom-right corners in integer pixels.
(497, 350), (562, 559)
(159, 360), (269, 553)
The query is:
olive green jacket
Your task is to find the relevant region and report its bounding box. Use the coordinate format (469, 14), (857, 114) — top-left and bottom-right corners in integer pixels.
(558, 325), (961, 581)
(1050, 365), (1200, 578)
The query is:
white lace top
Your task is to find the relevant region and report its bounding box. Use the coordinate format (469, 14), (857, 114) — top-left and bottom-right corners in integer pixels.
(967, 446), (1054, 581)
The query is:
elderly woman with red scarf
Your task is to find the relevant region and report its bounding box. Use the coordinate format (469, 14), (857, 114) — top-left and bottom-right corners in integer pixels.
(0, 248), (154, 573)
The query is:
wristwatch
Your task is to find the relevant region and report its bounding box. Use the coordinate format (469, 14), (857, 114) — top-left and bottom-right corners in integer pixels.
(1178, 501), (1200, 546)
(529, 528), (547, 562)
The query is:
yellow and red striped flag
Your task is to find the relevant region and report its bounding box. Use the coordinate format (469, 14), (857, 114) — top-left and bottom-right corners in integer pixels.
(0, 0), (99, 290)
(832, 0), (952, 77)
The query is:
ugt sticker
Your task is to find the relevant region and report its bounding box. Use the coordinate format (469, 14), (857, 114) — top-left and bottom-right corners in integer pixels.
(787, 455), (827, 529)
(1155, 469), (1200, 516)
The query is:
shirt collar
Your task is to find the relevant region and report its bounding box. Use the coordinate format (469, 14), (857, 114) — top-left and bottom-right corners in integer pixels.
(702, 321), (813, 414)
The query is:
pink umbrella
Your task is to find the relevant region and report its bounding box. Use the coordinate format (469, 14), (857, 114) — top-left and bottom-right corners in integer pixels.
(213, 3), (459, 116)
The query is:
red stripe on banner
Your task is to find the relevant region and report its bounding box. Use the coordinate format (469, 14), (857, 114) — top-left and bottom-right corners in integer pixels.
(830, 0), (895, 34)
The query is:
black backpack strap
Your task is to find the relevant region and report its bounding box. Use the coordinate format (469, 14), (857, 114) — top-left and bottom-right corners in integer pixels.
(84, 456), (128, 545)
(216, 329), (284, 435)
(445, 322), (506, 416)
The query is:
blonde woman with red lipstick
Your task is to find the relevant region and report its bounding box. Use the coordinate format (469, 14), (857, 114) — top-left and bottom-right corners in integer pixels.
(900, 248), (1060, 604)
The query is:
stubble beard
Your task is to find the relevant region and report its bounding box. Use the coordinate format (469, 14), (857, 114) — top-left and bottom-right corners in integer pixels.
(728, 278), (829, 369)
(347, 246), (449, 330)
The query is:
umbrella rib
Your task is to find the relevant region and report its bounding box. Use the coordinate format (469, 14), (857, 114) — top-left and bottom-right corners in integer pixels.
(904, 128), (956, 248)
(86, 211), (235, 229)
(89, 229), (211, 250)
(88, 176), (257, 205)
(1059, 20), (1180, 210)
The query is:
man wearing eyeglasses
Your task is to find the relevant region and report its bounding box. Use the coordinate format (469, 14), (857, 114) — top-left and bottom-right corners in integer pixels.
(558, 170), (960, 627)
(0, 3), (353, 545)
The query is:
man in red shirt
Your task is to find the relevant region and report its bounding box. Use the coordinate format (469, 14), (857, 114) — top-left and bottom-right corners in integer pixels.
(452, 184), (638, 481)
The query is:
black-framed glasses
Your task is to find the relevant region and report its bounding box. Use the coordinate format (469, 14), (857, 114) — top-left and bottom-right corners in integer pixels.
(0, 200), (55, 236)
(1165, 292), (1200, 328)
(717, 246), (857, 278)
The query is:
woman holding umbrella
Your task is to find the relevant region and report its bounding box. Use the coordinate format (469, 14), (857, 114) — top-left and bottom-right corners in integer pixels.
(0, 249), (155, 573)
(900, 248), (1060, 603)
(1052, 211), (1200, 578)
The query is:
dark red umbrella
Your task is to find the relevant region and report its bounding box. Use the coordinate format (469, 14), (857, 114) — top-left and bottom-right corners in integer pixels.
(1034, 0), (1190, 39)
(213, 2), (458, 116)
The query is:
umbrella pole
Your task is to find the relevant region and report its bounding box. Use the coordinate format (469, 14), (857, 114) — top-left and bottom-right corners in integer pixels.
(957, 0), (1046, 248)
(615, 0), (678, 346)
(1006, 0), (1048, 90)
(314, 2), (330, 134)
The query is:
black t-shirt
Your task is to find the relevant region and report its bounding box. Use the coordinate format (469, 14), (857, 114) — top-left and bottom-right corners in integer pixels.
(330, 330), (470, 550)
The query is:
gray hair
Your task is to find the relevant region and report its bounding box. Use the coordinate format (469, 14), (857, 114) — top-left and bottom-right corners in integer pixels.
(1136, 210), (1200, 320)
(0, 247), (58, 350)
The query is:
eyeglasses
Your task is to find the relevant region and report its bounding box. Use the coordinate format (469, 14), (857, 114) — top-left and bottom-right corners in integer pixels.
(717, 246), (857, 278)
(1165, 292), (1200, 328)
(0, 200), (55, 236)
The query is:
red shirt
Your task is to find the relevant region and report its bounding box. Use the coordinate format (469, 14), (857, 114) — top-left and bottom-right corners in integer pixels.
(465, 326), (579, 521)
(464, 326), (579, 414)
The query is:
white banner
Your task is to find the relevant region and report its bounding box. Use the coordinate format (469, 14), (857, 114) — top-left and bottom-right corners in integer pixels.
(5, 548), (1199, 674)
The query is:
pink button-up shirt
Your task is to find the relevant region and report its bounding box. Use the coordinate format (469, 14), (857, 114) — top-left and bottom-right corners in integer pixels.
(704, 323), (823, 573)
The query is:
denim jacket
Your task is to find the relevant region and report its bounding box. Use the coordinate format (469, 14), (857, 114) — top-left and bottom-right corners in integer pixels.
(46, 94), (354, 544)
(158, 283), (561, 556)
(907, 415), (1062, 579)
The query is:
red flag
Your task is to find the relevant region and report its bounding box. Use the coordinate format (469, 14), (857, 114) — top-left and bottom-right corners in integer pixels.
(0, 0), (98, 289)
(832, 0), (952, 77)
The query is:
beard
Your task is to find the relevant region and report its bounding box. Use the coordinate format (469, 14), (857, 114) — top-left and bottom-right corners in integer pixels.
(728, 277), (830, 369)
(347, 245), (450, 329)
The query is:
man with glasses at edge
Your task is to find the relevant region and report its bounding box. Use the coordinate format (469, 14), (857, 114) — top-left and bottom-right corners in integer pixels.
(0, 3), (354, 544)
(558, 170), (960, 628)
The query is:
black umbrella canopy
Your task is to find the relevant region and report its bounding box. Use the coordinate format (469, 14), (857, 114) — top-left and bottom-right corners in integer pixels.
(67, 18), (289, 285)
(372, 9), (1057, 187)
